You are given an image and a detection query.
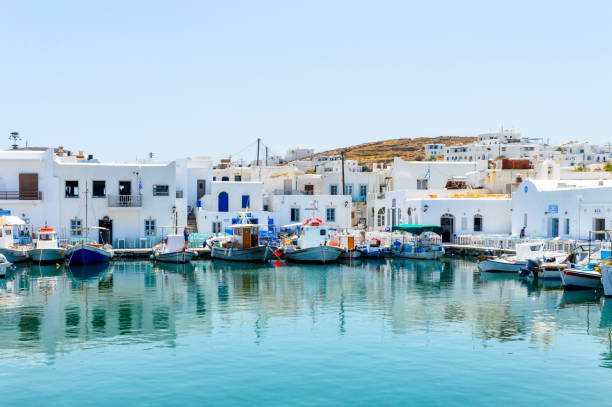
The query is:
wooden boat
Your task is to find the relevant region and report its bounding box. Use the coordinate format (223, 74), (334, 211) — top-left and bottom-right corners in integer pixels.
(391, 225), (445, 260)
(29, 227), (66, 264)
(67, 240), (113, 265)
(209, 212), (276, 263)
(282, 218), (343, 264)
(0, 216), (30, 263)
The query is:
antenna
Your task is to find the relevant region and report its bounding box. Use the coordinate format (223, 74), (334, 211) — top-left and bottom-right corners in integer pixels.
(8, 132), (21, 150)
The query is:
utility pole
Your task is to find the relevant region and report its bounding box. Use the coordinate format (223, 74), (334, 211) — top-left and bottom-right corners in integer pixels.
(256, 138), (261, 167)
(341, 149), (346, 196)
(265, 146), (269, 166)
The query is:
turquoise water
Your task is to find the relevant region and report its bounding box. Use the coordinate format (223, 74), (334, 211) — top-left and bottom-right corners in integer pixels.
(1, 259), (611, 406)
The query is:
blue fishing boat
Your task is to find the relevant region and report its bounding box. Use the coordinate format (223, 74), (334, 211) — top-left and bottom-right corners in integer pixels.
(66, 240), (113, 265)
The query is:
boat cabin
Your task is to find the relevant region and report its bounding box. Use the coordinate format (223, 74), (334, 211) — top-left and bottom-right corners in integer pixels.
(228, 224), (261, 249)
(0, 226), (14, 249)
(36, 228), (58, 249)
(164, 235), (186, 253)
(332, 234), (355, 251)
(297, 218), (330, 249)
(516, 242), (544, 260)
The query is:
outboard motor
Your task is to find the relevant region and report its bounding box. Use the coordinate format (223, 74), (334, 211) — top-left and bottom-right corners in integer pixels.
(520, 258), (541, 279)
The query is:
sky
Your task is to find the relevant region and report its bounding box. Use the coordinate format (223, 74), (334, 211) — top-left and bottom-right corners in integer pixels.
(1, 0), (611, 162)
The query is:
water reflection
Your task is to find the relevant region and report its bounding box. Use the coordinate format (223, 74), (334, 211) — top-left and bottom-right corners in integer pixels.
(0, 258), (611, 369)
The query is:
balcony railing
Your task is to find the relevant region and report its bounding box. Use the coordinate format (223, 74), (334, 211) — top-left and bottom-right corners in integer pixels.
(108, 194), (142, 207)
(0, 191), (42, 200)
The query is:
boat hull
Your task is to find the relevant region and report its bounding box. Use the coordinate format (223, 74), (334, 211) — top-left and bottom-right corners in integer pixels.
(339, 250), (361, 259)
(357, 247), (389, 258)
(211, 245), (273, 262)
(535, 265), (564, 280)
(393, 246), (445, 260)
(602, 265), (612, 297)
(479, 259), (525, 273)
(29, 248), (67, 264)
(560, 268), (602, 289)
(285, 246), (343, 264)
(155, 250), (196, 264)
(67, 244), (112, 265)
(0, 248), (29, 263)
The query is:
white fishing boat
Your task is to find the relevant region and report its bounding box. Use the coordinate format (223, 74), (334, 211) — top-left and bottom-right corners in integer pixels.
(29, 227), (67, 264)
(601, 264), (612, 297)
(560, 266), (602, 289)
(391, 225), (445, 260)
(153, 229), (197, 264)
(282, 218), (343, 264)
(0, 215), (30, 263)
(0, 253), (10, 277)
(480, 242), (563, 273)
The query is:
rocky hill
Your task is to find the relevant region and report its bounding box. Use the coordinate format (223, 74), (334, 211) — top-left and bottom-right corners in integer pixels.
(306, 136), (477, 164)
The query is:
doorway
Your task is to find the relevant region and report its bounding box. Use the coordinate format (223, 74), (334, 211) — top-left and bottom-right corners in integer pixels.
(98, 218), (113, 245)
(550, 217), (559, 238)
(197, 179), (206, 200)
(440, 214), (455, 243)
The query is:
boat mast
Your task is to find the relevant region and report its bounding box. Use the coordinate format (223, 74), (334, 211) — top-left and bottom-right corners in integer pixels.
(85, 184), (88, 242)
(341, 149), (346, 196)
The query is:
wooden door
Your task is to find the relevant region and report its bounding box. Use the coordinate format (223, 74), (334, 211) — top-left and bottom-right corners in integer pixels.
(19, 173), (38, 200)
(243, 227), (251, 249)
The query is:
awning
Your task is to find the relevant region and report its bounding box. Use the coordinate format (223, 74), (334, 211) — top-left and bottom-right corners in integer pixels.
(392, 224), (442, 235)
(0, 215), (25, 226)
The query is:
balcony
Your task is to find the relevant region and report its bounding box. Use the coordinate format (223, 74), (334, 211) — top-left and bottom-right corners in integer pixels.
(108, 194), (142, 207)
(0, 191), (42, 200)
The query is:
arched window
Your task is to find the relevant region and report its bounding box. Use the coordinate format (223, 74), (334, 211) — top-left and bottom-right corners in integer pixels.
(473, 214), (483, 232)
(377, 207), (386, 227)
(221, 176), (229, 182)
(218, 192), (229, 212)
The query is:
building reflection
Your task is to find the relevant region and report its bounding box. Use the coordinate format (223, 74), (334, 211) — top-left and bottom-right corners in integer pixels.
(1, 259), (612, 367)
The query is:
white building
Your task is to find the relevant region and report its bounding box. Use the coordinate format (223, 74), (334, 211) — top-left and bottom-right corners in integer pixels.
(390, 158), (478, 191)
(512, 179), (612, 240)
(285, 148), (314, 162)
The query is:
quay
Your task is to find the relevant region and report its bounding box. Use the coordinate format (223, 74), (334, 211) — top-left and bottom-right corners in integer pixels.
(442, 244), (516, 257)
(113, 247), (211, 259)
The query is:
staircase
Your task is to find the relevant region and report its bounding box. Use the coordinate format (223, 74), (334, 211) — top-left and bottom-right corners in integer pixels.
(187, 211), (198, 233)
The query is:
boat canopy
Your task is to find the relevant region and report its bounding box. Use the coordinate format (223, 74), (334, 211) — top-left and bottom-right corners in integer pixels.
(392, 224), (442, 235)
(0, 215), (25, 226)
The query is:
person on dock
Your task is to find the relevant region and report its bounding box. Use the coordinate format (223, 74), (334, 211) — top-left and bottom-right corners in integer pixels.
(520, 226), (526, 239)
(183, 227), (190, 251)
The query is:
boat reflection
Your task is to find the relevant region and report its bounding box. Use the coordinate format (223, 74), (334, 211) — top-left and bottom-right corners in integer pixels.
(153, 261), (197, 274)
(68, 262), (111, 282)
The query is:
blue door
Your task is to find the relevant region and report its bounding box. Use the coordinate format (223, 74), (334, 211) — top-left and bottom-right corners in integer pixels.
(218, 192), (229, 212)
(241, 195), (250, 209)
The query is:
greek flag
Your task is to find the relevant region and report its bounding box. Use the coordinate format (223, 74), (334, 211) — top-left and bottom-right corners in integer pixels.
(424, 167), (431, 180)
(138, 179), (143, 194)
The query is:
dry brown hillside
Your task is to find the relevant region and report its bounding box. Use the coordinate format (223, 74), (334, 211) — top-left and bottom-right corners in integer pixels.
(306, 136), (477, 164)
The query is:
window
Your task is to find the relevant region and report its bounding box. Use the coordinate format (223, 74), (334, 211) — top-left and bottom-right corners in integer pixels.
(212, 222), (222, 234)
(221, 176), (229, 181)
(474, 215), (483, 232)
(145, 219), (156, 236)
(241, 195), (250, 209)
(359, 185), (367, 196)
(65, 181), (79, 198)
(417, 179), (429, 190)
(565, 218), (570, 235)
(344, 184), (353, 195)
(153, 185), (169, 196)
(377, 208), (385, 227)
(330, 185), (338, 195)
(92, 180), (106, 198)
(320, 229), (327, 236)
(71, 219), (82, 236)
(326, 207), (336, 222)
(234, 175), (242, 181)
(291, 207), (300, 222)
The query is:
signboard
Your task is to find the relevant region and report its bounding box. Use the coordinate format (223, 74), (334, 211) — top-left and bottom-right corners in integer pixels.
(547, 205), (558, 214)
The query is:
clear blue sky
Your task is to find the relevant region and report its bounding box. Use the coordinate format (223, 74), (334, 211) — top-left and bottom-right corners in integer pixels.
(1, 1), (611, 162)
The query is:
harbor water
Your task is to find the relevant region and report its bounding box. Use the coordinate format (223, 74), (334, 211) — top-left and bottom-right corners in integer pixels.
(1, 259), (611, 406)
